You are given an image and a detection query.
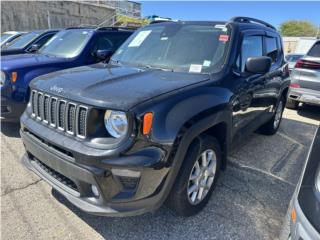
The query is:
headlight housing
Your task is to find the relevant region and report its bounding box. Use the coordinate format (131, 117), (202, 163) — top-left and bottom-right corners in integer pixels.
(104, 110), (128, 138)
(0, 71), (6, 87)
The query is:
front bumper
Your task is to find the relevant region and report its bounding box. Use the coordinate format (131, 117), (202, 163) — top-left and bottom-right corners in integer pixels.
(288, 87), (320, 106)
(20, 114), (172, 217)
(1, 95), (26, 122)
(290, 198), (320, 240)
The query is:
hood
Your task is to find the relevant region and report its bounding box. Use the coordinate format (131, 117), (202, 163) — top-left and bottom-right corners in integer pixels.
(1, 53), (66, 71)
(31, 64), (210, 111)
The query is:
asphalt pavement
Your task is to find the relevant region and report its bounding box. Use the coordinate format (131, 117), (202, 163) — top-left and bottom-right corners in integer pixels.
(1, 105), (319, 240)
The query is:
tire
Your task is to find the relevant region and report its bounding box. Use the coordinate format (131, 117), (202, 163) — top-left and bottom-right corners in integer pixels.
(286, 98), (299, 109)
(259, 96), (285, 135)
(166, 135), (221, 216)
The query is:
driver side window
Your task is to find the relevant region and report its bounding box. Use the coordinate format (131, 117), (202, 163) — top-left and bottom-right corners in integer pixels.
(237, 35), (263, 72)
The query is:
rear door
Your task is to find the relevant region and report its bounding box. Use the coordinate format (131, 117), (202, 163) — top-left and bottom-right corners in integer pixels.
(293, 41), (320, 91)
(262, 32), (285, 113)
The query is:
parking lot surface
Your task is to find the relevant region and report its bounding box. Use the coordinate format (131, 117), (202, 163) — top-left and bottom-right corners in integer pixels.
(1, 105), (319, 240)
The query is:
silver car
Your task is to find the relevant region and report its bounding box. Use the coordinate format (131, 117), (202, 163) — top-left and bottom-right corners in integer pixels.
(289, 127), (320, 240)
(287, 40), (320, 109)
(286, 53), (304, 72)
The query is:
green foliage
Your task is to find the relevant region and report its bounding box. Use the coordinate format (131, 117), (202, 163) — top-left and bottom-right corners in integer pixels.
(279, 20), (318, 37)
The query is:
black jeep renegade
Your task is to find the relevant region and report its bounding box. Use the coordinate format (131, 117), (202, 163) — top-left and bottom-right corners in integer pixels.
(20, 17), (290, 217)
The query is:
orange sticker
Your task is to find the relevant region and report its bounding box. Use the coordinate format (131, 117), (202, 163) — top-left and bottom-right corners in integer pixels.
(219, 35), (229, 42)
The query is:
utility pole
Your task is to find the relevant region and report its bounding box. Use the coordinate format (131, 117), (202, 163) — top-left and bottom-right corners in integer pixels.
(47, 10), (51, 29)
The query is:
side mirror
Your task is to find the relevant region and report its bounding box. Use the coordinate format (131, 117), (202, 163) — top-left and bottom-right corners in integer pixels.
(245, 56), (272, 74)
(28, 44), (40, 53)
(96, 49), (114, 61)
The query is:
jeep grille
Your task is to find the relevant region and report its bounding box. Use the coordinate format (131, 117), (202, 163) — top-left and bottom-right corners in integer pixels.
(30, 90), (88, 138)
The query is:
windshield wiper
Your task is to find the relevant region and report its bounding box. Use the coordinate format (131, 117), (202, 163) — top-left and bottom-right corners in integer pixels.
(143, 65), (174, 72)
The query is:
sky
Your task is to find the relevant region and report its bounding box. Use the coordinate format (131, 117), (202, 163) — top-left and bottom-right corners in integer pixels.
(139, 1), (320, 28)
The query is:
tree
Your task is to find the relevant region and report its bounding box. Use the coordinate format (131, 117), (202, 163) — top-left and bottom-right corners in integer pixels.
(279, 20), (318, 37)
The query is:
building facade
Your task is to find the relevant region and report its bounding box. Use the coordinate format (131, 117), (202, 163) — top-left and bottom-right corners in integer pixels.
(1, 0), (141, 32)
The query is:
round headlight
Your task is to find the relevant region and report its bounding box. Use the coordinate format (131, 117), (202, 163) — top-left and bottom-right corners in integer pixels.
(0, 71), (6, 87)
(104, 110), (128, 138)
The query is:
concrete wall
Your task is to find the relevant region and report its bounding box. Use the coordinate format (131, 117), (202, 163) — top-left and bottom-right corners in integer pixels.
(1, 1), (116, 32)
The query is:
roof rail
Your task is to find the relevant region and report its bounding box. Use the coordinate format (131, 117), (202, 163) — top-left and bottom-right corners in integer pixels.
(230, 16), (276, 30)
(96, 26), (137, 31)
(66, 26), (95, 30)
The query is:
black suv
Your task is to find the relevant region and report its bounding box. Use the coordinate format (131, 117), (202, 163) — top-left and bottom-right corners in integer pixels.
(20, 17), (290, 217)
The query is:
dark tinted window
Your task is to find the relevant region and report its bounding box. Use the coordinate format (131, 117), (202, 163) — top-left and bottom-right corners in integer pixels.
(265, 37), (279, 63)
(94, 32), (132, 52)
(308, 42), (320, 57)
(34, 33), (55, 48)
(239, 36), (263, 71)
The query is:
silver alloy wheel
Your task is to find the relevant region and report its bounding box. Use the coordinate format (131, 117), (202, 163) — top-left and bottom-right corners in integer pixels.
(274, 100), (283, 129)
(187, 149), (217, 205)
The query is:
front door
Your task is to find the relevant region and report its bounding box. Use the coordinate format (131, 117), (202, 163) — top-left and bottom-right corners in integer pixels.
(232, 30), (270, 140)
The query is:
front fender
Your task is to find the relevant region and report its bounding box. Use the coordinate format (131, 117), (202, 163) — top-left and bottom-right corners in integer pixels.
(133, 85), (233, 145)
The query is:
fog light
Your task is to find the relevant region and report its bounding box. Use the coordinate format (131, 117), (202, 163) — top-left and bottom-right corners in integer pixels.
(112, 169), (141, 190)
(91, 185), (100, 197)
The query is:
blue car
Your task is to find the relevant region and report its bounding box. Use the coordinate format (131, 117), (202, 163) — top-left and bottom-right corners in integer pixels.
(1, 29), (59, 56)
(0, 27), (134, 121)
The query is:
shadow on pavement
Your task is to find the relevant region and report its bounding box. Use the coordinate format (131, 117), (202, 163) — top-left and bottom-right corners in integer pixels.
(296, 104), (320, 122)
(0, 122), (21, 138)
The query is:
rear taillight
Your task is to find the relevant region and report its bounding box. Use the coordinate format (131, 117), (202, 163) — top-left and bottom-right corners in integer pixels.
(290, 83), (300, 88)
(295, 59), (320, 70)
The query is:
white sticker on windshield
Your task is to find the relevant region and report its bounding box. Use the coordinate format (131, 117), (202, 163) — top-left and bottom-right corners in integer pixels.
(189, 64), (202, 73)
(203, 60), (211, 67)
(128, 30), (152, 47)
(161, 37), (168, 41)
(82, 31), (88, 34)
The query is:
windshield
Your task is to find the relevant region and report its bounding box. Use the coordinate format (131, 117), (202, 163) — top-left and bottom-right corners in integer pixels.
(5, 32), (40, 49)
(38, 29), (93, 58)
(112, 23), (231, 73)
(286, 55), (302, 62)
(0, 33), (14, 44)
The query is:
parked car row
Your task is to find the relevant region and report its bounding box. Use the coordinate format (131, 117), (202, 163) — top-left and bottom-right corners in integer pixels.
(0, 17), (319, 239)
(1, 27), (134, 121)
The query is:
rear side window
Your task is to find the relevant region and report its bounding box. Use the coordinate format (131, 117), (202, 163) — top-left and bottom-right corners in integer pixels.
(265, 37), (279, 63)
(308, 42), (320, 57)
(33, 33), (55, 48)
(238, 35), (263, 72)
(95, 32), (132, 52)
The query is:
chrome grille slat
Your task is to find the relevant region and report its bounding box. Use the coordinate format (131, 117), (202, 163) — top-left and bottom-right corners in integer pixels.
(76, 106), (88, 138)
(37, 92), (43, 120)
(66, 103), (76, 135)
(30, 90), (88, 138)
(57, 100), (66, 130)
(43, 95), (50, 123)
